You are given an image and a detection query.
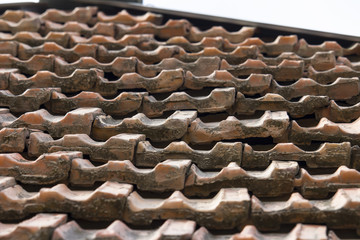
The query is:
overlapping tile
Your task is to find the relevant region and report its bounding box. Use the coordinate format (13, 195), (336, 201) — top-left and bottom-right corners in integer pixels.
(135, 141), (242, 169)
(231, 92), (329, 117)
(0, 31), (76, 47)
(52, 219), (196, 240)
(0, 108), (104, 138)
(124, 188), (250, 229)
(183, 111), (289, 144)
(0, 18), (41, 33)
(115, 19), (191, 39)
(0, 54), (54, 75)
(0, 88), (58, 113)
(39, 6), (97, 24)
(295, 166), (360, 198)
(184, 71), (272, 95)
(242, 142), (351, 169)
(97, 10), (163, 25)
(0, 151), (82, 184)
(0, 10), (35, 22)
(0, 176), (16, 191)
(315, 100), (360, 122)
(270, 77), (360, 100)
(0, 213), (67, 240)
(295, 38), (356, 57)
(92, 110), (197, 142)
(0, 181), (133, 220)
(193, 224), (329, 240)
(289, 117), (360, 145)
(259, 51), (336, 71)
(136, 56), (221, 77)
(68, 34), (156, 50)
(8, 68), (102, 94)
(53, 56), (136, 77)
(187, 26), (255, 43)
(70, 159), (191, 191)
(97, 45), (184, 63)
(28, 132), (145, 161)
(95, 69), (184, 96)
(18, 42), (98, 62)
(308, 65), (360, 84)
(251, 188), (360, 231)
(43, 21), (115, 38)
(184, 161), (298, 197)
(47, 91), (147, 115)
(220, 59), (304, 81)
(0, 127), (28, 153)
(141, 87), (235, 117)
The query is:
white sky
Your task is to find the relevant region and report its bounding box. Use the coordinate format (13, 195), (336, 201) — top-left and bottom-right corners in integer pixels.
(143, 0), (360, 37)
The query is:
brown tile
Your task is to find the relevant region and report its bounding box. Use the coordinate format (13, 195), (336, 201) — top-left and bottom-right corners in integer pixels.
(92, 110), (197, 142)
(259, 51), (336, 71)
(54, 56), (136, 77)
(295, 39), (343, 57)
(141, 87), (235, 117)
(0, 181), (133, 221)
(0, 54), (54, 75)
(308, 65), (360, 84)
(28, 132), (145, 161)
(178, 46), (258, 64)
(295, 166), (360, 198)
(70, 159), (191, 191)
(0, 10), (32, 22)
(97, 45), (184, 64)
(97, 10), (163, 25)
(43, 21), (115, 38)
(231, 92), (329, 118)
(0, 18), (41, 33)
(47, 91), (147, 115)
(233, 35), (298, 56)
(124, 188), (250, 229)
(53, 219), (196, 240)
(0, 41), (18, 56)
(270, 77), (360, 100)
(183, 111), (289, 144)
(220, 59), (304, 81)
(135, 141), (242, 170)
(0, 176), (16, 191)
(115, 19), (191, 39)
(184, 71), (272, 95)
(8, 68), (102, 95)
(315, 100), (360, 123)
(95, 69), (184, 97)
(337, 56), (360, 71)
(0, 31), (76, 47)
(40, 6), (97, 24)
(137, 56), (221, 78)
(187, 26), (255, 43)
(230, 224), (328, 240)
(166, 36), (225, 52)
(69, 34), (156, 50)
(18, 42), (98, 62)
(0, 213), (67, 240)
(290, 117), (360, 145)
(344, 42), (360, 56)
(184, 161), (298, 197)
(0, 151), (82, 184)
(251, 188), (360, 231)
(0, 88), (59, 113)
(1, 107), (104, 138)
(242, 142), (351, 169)
(0, 127), (29, 153)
